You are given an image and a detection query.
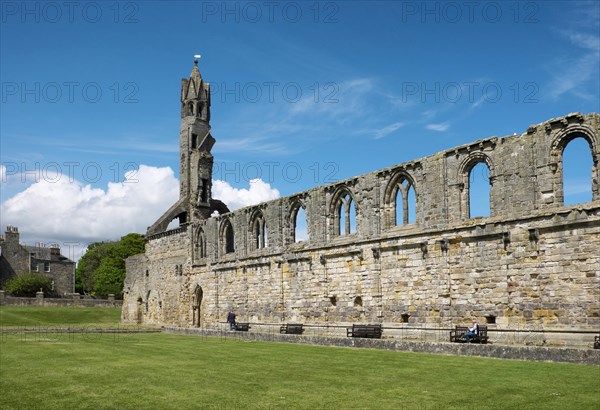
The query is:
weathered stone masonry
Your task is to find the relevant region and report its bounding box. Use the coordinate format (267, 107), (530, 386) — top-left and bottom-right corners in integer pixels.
(122, 61), (600, 344)
(0, 226), (75, 296)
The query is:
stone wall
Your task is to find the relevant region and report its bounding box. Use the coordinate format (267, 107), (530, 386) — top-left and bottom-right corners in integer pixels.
(0, 291), (121, 308)
(0, 227), (76, 295)
(123, 112), (600, 347)
(0, 228), (29, 283)
(164, 327), (600, 365)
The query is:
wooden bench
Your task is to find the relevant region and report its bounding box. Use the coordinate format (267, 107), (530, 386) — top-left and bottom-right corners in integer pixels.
(279, 323), (304, 335)
(347, 324), (383, 339)
(450, 325), (488, 344)
(235, 323), (250, 331)
(594, 335), (600, 349)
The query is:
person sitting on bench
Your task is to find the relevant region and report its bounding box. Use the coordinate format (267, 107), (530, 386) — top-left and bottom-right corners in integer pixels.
(227, 310), (236, 331)
(466, 320), (479, 343)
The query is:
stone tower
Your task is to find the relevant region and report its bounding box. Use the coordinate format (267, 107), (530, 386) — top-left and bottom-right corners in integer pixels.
(146, 59), (228, 235)
(180, 58), (215, 221)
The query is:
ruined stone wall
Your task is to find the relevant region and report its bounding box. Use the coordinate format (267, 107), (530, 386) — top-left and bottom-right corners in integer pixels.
(123, 227), (190, 325)
(123, 113), (600, 342)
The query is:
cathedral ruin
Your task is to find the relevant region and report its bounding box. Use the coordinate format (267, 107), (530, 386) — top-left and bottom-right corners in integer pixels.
(122, 60), (600, 346)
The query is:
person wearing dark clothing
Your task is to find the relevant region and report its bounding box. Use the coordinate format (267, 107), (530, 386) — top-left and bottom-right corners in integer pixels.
(227, 311), (236, 330)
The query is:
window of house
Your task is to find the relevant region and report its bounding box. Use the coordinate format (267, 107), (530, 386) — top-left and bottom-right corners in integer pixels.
(30, 253), (38, 272)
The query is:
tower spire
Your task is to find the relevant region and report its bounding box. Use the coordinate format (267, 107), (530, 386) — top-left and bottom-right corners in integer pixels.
(181, 54), (210, 122)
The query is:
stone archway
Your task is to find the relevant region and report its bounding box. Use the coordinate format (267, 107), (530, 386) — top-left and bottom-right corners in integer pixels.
(192, 286), (203, 327)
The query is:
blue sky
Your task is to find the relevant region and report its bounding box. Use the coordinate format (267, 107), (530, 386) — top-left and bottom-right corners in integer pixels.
(1, 1), (599, 257)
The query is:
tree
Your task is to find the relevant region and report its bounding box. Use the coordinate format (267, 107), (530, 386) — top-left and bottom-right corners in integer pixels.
(5, 272), (53, 297)
(75, 233), (145, 298)
(75, 242), (109, 294)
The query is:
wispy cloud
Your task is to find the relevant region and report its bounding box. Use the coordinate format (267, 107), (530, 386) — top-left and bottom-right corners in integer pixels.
(564, 32), (600, 52)
(215, 136), (292, 155)
(564, 180), (593, 196)
(469, 95), (486, 111)
(425, 123), (450, 132)
(289, 78), (374, 118)
(374, 122), (405, 139)
(211, 77), (379, 156)
(21, 134), (180, 155)
(546, 3), (600, 100)
(547, 51), (599, 100)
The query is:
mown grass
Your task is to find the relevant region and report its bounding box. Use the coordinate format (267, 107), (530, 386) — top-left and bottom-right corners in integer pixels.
(0, 306), (122, 327)
(1, 307), (599, 409)
(2, 333), (599, 409)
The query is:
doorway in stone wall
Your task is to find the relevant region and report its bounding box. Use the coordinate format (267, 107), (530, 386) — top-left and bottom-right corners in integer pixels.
(193, 286), (203, 327)
(136, 297), (143, 324)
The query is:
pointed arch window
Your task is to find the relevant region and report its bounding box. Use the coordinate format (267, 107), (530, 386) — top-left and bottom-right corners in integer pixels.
(549, 127), (599, 206)
(249, 210), (267, 250)
(220, 219), (235, 255)
(457, 151), (496, 219)
(468, 162), (491, 218)
(331, 188), (357, 236)
(458, 153), (494, 219)
(562, 137), (594, 205)
(195, 228), (206, 260)
(383, 171), (417, 228)
(290, 202), (308, 243)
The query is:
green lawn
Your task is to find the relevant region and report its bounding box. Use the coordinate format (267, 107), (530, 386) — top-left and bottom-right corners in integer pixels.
(1, 307), (599, 409)
(0, 306), (122, 327)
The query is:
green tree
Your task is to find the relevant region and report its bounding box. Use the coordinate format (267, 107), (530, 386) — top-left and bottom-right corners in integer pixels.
(5, 272), (53, 297)
(75, 233), (145, 298)
(75, 242), (109, 294)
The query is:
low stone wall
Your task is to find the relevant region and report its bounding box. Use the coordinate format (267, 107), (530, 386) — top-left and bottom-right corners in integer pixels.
(0, 291), (122, 308)
(164, 326), (600, 365)
(186, 322), (598, 349)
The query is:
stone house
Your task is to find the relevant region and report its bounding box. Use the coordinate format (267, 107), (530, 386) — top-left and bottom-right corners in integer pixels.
(122, 60), (599, 346)
(0, 226), (75, 295)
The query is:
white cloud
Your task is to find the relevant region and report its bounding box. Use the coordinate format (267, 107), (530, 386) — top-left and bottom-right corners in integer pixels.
(1, 165), (281, 261)
(425, 123), (450, 132)
(0, 163), (28, 188)
(0, 165), (179, 244)
(374, 122), (405, 139)
(212, 178), (280, 211)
